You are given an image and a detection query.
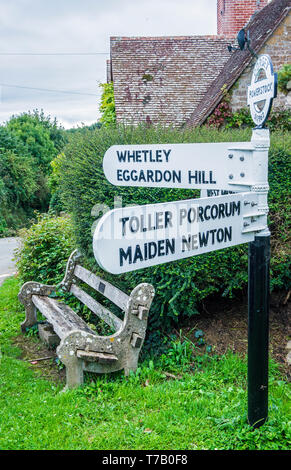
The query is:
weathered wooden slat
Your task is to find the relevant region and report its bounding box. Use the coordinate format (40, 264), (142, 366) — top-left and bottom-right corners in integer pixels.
(70, 284), (123, 332)
(74, 264), (129, 311)
(76, 350), (118, 363)
(31, 295), (95, 339)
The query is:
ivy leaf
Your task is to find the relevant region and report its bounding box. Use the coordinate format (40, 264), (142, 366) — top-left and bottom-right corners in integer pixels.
(194, 330), (204, 338)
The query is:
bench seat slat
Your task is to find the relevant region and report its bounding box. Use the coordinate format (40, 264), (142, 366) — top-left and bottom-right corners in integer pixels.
(70, 284), (123, 332)
(31, 295), (95, 339)
(74, 265), (129, 311)
(76, 350), (118, 363)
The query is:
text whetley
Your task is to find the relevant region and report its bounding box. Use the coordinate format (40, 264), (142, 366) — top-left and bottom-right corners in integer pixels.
(103, 142), (256, 192)
(93, 192), (265, 274)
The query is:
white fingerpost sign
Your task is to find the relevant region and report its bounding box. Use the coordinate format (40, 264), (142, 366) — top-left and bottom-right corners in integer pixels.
(103, 142), (266, 192)
(247, 54), (277, 128)
(93, 192), (266, 274)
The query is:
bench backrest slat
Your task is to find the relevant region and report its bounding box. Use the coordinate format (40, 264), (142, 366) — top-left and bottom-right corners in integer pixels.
(70, 284), (123, 332)
(74, 264), (129, 311)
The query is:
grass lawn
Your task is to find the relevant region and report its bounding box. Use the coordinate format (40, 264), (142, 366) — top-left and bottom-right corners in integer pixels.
(0, 277), (290, 450)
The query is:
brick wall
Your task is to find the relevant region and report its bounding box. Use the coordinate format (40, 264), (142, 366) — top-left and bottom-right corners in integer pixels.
(217, 0), (269, 36)
(230, 12), (291, 111)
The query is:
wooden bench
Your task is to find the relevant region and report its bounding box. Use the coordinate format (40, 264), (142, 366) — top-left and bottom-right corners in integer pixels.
(18, 250), (155, 389)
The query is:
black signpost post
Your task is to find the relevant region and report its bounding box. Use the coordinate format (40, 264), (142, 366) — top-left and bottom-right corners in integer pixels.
(246, 54), (277, 428)
(248, 233), (270, 428)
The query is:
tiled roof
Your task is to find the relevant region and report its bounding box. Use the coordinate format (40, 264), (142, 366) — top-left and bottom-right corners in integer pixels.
(110, 35), (233, 126)
(186, 0), (291, 127)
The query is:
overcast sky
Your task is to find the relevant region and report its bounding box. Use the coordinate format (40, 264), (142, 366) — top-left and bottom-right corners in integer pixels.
(0, 0), (218, 129)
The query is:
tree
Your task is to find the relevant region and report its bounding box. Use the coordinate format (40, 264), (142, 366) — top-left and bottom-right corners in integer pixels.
(6, 110), (67, 211)
(99, 82), (116, 126)
(7, 110), (67, 174)
(0, 126), (37, 234)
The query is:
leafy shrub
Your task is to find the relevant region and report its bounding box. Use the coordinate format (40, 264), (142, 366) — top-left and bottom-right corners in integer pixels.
(0, 127), (38, 236)
(99, 82), (116, 126)
(0, 127), (36, 204)
(267, 109), (291, 132)
(277, 64), (291, 95)
(55, 125), (290, 339)
(0, 111), (67, 236)
(16, 213), (75, 285)
(225, 107), (254, 129)
(268, 133), (291, 289)
(207, 87), (291, 132)
(6, 110), (67, 214)
(0, 213), (8, 236)
(48, 152), (66, 213)
(7, 110), (66, 174)
(208, 104), (291, 132)
(207, 99), (232, 128)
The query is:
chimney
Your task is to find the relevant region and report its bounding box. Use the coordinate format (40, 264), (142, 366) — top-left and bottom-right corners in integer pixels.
(217, 0), (269, 37)
(106, 59), (113, 82)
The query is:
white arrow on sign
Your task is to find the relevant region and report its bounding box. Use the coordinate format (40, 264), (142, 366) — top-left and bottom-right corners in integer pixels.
(93, 192), (266, 274)
(103, 142), (257, 191)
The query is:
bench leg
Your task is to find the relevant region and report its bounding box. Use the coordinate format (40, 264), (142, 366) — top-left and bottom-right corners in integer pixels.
(124, 352), (139, 376)
(21, 304), (37, 333)
(65, 357), (84, 389)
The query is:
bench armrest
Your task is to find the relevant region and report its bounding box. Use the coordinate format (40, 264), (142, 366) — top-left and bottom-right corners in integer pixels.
(18, 281), (57, 306)
(18, 281), (57, 333)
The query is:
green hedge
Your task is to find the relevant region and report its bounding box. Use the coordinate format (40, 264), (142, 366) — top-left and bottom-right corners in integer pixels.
(0, 127), (37, 236)
(16, 214), (75, 285)
(51, 126), (291, 334)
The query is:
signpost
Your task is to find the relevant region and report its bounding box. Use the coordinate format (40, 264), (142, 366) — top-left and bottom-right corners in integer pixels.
(103, 141), (261, 192)
(93, 192), (265, 274)
(94, 54), (276, 429)
(246, 54), (276, 428)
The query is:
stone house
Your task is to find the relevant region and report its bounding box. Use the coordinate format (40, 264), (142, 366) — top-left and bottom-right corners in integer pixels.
(108, 0), (291, 127)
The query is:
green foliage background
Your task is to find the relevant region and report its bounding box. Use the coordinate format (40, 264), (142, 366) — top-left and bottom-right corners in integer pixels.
(277, 64), (291, 95)
(16, 213), (75, 285)
(7, 110), (66, 174)
(0, 110), (67, 236)
(0, 126), (37, 235)
(48, 125), (291, 338)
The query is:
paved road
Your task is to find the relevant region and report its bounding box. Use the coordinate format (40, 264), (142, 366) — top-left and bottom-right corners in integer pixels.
(0, 237), (20, 286)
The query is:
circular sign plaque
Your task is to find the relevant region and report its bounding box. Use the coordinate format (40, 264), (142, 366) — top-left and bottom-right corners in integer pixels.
(247, 54), (277, 128)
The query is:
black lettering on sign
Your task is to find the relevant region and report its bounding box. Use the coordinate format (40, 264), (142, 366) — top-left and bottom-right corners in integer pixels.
(199, 231), (209, 247)
(119, 238), (176, 267)
(181, 226), (233, 252)
(119, 211), (173, 236)
(119, 246), (132, 266)
(116, 169), (181, 184)
(116, 149), (172, 163)
(179, 201), (240, 226)
(207, 190), (235, 196)
(188, 170), (216, 185)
